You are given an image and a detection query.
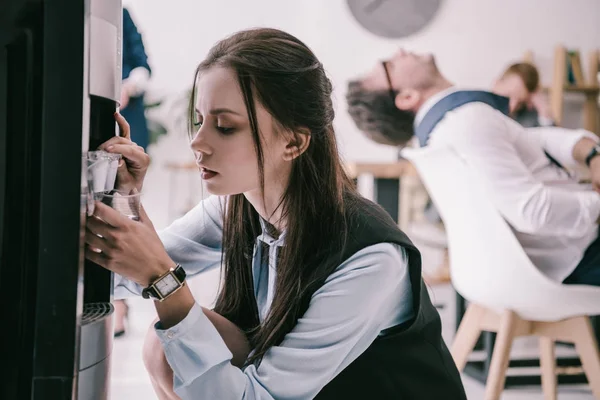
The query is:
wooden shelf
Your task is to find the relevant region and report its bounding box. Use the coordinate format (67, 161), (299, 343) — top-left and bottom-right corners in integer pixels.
(531, 46), (600, 135)
(541, 85), (600, 94)
(549, 46), (600, 134)
(563, 85), (600, 94)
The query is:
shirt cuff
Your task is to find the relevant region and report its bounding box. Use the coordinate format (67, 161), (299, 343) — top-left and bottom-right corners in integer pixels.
(537, 115), (555, 127)
(123, 67), (150, 97)
(113, 273), (143, 298)
(578, 129), (600, 143)
(559, 129), (598, 167)
(155, 303), (234, 387)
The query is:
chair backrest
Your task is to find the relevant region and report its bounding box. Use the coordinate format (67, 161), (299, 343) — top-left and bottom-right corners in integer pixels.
(402, 146), (561, 312)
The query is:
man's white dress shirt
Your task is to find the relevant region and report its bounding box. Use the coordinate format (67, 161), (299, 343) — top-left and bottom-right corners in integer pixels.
(416, 87), (600, 282)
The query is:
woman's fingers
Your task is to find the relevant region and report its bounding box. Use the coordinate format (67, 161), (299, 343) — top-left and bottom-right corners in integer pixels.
(93, 201), (127, 228)
(95, 112), (132, 151)
(87, 213), (119, 235)
(115, 112), (131, 139)
(98, 136), (132, 150)
(85, 227), (110, 253)
(103, 143), (149, 166)
(85, 246), (110, 267)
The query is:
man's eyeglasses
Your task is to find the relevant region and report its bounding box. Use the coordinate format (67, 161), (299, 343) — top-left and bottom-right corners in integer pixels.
(382, 61), (397, 102)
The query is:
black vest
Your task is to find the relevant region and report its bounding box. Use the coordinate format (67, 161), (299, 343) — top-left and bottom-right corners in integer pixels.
(315, 194), (466, 400)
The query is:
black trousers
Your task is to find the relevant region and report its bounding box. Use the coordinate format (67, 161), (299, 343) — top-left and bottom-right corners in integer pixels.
(564, 228), (600, 286)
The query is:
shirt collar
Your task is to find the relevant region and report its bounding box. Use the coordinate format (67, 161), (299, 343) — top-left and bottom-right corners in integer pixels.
(258, 217), (287, 247)
(414, 86), (459, 128)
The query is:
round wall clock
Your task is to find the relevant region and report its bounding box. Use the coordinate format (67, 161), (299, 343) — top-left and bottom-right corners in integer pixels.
(347, 0), (442, 39)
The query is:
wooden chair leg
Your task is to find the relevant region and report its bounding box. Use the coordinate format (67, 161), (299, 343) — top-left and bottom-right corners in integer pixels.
(451, 303), (486, 371)
(484, 310), (518, 400)
(572, 316), (600, 398)
(539, 337), (557, 400)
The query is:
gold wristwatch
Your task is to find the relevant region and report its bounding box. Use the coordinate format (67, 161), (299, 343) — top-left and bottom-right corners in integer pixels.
(141, 265), (186, 301)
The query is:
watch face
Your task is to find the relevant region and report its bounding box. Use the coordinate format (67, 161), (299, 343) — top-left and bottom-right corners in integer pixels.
(156, 273), (180, 296)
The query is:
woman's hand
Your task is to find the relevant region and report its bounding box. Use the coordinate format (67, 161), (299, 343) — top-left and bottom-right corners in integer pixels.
(98, 112), (150, 192)
(85, 201), (174, 287)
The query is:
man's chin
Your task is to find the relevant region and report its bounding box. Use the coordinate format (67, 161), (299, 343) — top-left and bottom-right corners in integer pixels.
(423, 53), (436, 67)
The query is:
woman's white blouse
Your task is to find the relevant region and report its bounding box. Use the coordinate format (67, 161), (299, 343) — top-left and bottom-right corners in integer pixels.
(114, 196), (414, 400)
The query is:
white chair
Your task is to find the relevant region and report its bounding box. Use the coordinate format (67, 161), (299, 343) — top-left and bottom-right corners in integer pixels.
(402, 146), (600, 400)
(396, 169), (451, 286)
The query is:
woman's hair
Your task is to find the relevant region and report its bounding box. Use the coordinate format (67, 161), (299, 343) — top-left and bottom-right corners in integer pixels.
(500, 62), (540, 93)
(346, 81), (416, 147)
(189, 28), (357, 366)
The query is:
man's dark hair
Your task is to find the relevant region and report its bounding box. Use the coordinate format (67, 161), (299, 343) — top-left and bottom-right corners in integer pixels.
(346, 81), (416, 147)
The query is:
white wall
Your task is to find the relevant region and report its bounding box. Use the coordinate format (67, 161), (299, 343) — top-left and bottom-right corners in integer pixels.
(124, 0), (600, 163)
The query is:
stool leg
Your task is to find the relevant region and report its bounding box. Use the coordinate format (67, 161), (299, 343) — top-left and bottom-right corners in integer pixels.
(451, 303), (486, 371)
(539, 337), (557, 400)
(572, 317), (600, 398)
(484, 310), (518, 400)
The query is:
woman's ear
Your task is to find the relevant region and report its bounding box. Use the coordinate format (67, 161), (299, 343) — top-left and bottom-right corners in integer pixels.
(282, 128), (311, 161)
(394, 88), (421, 111)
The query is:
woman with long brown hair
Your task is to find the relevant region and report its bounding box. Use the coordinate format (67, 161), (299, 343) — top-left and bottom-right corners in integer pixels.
(88, 28), (466, 399)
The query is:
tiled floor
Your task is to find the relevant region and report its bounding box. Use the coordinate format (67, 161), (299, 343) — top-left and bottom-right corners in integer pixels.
(108, 138), (596, 399)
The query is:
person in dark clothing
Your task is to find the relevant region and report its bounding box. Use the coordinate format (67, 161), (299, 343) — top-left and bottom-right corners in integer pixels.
(113, 7), (152, 338)
(120, 7), (152, 150)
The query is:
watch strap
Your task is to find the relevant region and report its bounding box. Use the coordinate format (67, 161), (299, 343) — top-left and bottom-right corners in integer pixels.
(585, 145), (600, 167)
(141, 284), (159, 300)
(173, 264), (186, 282)
(142, 264), (186, 300)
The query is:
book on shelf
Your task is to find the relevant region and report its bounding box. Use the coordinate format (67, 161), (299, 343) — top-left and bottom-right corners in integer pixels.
(566, 50), (585, 86)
